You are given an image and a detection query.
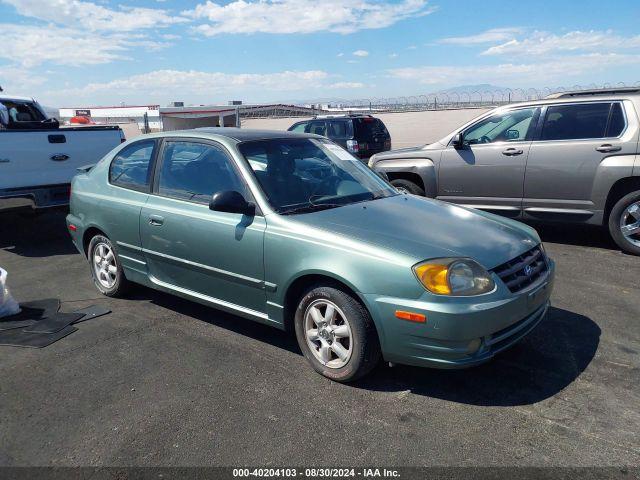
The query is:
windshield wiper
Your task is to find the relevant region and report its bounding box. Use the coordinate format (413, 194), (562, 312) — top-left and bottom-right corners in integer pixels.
(279, 203), (342, 215)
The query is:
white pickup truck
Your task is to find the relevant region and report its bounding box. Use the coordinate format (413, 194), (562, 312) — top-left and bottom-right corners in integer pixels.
(0, 94), (125, 210)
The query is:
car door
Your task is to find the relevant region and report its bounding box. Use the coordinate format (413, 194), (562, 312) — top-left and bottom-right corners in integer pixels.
(326, 119), (350, 149)
(103, 139), (158, 271)
(139, 138), (267, 316)
(523, 101), (635, 219)
(437, 106), (540, 215)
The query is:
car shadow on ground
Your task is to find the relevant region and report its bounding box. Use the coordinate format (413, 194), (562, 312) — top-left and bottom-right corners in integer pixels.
(131, 286), (301, 355)
(354, 306), (600, 406)
(0, 210), (78, 258)
(137, 285), (600, 407)
(529, 221), (617, 250)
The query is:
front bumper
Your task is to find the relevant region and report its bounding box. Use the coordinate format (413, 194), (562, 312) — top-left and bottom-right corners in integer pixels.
(362, 260), (555, 369)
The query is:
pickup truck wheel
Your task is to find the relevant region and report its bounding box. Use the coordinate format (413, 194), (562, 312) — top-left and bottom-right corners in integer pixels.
(88, 235), (129, 297)
(390, 179), (425, 196)
(294, 285), (381, 382)
(609, 191), (640, 255)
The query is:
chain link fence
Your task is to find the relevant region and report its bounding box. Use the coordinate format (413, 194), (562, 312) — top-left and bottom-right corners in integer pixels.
(311, 81), (640, 113)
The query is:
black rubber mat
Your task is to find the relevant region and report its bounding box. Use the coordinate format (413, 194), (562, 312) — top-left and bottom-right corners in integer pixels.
(0, 300), (110, 348)
(0, 325), (77, 348)
(71, 305), (112, 324)
(0, 319), (37, 332)
(0, 298), (60, 323)
(23, 312), (84, 334)
(0, 298), (61, 332)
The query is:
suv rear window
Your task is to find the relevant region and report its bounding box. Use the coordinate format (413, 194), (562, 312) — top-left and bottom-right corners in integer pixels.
(353, 118), (388, 141)
(541, 102), (624, 141)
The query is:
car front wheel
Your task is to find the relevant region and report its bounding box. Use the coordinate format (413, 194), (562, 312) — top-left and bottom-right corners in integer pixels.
(88, 234), (129, 297)
(390, 179), (425, 196)
(609, 191), (640, 255)
(294, 284), (381, 382)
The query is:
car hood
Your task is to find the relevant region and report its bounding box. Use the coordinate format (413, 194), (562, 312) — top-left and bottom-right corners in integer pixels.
(291, 195), (540, 269)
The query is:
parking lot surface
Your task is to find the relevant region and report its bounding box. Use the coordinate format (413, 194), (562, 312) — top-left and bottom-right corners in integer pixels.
(0, 210), (639, 467)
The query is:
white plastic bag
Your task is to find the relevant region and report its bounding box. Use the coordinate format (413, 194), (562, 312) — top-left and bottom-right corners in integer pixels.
(0, 267), (20, 318)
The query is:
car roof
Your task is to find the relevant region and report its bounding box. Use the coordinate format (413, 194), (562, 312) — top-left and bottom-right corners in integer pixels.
(0, 94), (36, 103)
(144, 128), (321, 143)
(503, 92), (640, 109)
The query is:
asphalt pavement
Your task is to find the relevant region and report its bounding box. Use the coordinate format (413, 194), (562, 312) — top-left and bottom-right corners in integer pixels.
(0, 210), (638, 467)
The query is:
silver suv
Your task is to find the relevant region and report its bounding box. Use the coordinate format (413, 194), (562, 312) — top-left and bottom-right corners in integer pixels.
(369, 88), (640, 255)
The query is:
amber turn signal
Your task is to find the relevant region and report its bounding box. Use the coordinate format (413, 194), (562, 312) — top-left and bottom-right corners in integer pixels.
(395, 310), (427, 323)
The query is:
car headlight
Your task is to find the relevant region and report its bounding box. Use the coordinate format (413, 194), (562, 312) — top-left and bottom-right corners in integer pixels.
(413, 258), (495, 296)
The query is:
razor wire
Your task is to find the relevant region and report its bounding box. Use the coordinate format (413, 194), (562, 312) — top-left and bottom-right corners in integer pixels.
(297, 81), (640, 114)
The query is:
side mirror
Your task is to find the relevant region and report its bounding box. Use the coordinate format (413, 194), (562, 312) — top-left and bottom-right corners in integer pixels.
(505, 129), (519, 141)
(377, 170), (389, 182)
(451, 133), (465, 149)
(209, 190), (255, 216)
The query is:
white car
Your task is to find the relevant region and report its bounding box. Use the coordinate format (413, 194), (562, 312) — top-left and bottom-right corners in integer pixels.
(0, 94), (125, 210)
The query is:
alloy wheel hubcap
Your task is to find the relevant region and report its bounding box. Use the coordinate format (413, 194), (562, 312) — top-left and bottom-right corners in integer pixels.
(93, 243), (117, 289)
(620, 201), (640, 247)
(304, 300), (353, 369)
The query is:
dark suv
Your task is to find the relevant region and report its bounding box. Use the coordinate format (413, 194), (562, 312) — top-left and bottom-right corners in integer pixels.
(288, 115), (391, 160)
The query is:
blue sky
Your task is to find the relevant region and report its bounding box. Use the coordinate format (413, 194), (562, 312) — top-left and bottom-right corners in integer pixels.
(1, 0), (639, 106)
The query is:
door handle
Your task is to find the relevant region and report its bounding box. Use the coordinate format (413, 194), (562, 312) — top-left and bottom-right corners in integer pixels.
(50, 154), (70, 161)
(149, 215), (164, 226)
(596, 144), (622, 153)
(502, 148), (524, 156)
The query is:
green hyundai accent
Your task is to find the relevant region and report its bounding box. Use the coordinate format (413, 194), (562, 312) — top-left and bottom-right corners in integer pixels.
(66, 129), (555, 382)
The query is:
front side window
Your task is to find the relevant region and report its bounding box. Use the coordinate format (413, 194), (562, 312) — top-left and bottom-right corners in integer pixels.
(158, 141), (245, 204)
(463, 108), (538, 145)
(109, 140), (156, 191)
(540, 103), (618, 141)
(239, 138), (396, 214)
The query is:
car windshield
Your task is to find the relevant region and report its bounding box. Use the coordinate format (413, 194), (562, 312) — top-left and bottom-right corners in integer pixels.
(238, 138), (397, 214)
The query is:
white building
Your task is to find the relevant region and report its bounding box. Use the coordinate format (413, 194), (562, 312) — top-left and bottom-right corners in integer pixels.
(58, 104), (161, 131)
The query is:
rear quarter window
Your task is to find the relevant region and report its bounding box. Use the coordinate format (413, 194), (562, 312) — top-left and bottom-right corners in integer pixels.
(109, 140), (156, 191)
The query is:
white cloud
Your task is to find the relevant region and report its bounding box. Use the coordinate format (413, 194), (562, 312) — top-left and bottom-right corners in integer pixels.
(0, 24), (171, 68)
(0, 0), (187, 31)
(353, 50), (369, 57)
(482, 30), (640, 56)
(327, 82), (365, 89)
(184, 0), (434, 35)
(388, 53), (640, 86)
(389, 53), (398, 58)
(48, 69), (331, 102)
(439, 28), (523, 46)
(337, 53), (345, 57)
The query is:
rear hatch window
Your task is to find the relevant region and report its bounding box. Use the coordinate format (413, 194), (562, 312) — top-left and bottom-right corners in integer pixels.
(353, 118), (389, 142)
(353, 118), (389, 152)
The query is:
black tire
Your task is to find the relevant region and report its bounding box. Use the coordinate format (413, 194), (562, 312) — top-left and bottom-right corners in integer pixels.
(391, 178), (425, 196)
(608, 190), (640, 256)
(294, 284), (381, 382)
(87, 234), (130, 297)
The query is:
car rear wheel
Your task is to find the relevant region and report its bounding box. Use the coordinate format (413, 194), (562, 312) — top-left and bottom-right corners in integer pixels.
(88, 235), (129, 297)
(390, 179), (425, 196)
(294, 284), (381, 382)
(609, 191), (640, 255)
